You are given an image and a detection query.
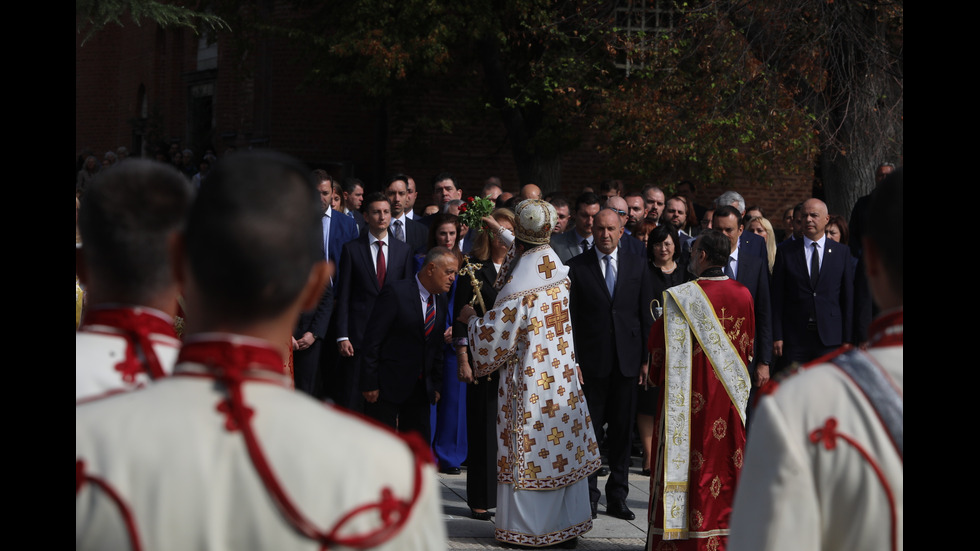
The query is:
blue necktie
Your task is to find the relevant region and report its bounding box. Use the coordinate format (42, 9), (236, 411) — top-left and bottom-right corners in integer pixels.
(604, 254), (616, 298)
(393, 220), (405, 242)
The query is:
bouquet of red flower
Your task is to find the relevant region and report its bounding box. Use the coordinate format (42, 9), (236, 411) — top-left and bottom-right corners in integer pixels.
(458, 195), (495, 233)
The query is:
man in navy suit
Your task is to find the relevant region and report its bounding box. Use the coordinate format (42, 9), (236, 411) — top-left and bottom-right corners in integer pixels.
(292, 171), (358, 396)
(713, 206), (773, 390)
(715, 190), (768, 262)
(333, 192), (414, 411)
(568, 208), (655, 521)
(360, 247), (458, 441)
(605, 196), (647, 257)
(340, 177), (366, 234)
(386, 175), (428, 255)
(550, 191), (602, 263)
(772, 198), (854, 368)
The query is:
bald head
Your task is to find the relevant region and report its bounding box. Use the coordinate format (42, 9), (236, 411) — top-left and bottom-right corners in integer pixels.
(606, 196), (629, 227)
(520, 184), (541, 200)
(802, 198), (830, 241)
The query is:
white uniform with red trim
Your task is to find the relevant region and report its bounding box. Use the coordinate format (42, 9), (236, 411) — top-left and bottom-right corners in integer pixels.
(729, 309), (903, 551)
(76, 306), (181, 402)
(76, 334), (446, 551)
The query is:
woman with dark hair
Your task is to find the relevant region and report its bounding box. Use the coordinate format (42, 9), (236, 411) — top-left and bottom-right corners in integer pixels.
(826, 214), (850, 245)
(637, 223), (693, 475)
(454, 208), (515, 520)
(415, 213), (468, 476)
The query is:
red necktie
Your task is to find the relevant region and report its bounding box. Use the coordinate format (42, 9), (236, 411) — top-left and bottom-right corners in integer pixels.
(376, 240), (386, 287)
(424, 294), (435, 337)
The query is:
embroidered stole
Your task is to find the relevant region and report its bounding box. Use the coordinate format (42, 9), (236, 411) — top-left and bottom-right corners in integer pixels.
(661, 281), (750, 539)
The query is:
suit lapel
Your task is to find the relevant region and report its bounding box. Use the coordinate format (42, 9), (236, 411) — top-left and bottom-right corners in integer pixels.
(358, 234), (382, 292)
(587, 249), (613, 301)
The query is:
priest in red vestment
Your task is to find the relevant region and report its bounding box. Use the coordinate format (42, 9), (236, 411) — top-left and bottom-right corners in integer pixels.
(646, 229), (755, 551)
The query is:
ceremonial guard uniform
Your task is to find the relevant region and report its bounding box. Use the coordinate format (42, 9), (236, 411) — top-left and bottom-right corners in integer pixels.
(467, 200), (600, 547)
(76, 335), (446, 551)
(76, 305), (180, 402)
(729, 308), (903, 551)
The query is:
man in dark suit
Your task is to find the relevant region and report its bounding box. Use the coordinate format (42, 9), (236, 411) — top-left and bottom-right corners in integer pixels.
(333, 192), (414, 411)
(772, 198), (854, 368)
(568, 208), (654, 521)
(606, 196), (647, 257)
(713, 206), (773, 391)
(386, 175), (428, 255)
(715, 190), (768, 262)
(550, 191), (601, 263)
(340, 177), (366, 234)
(360, 247), (458, 441)
(292, 171), (358, 395)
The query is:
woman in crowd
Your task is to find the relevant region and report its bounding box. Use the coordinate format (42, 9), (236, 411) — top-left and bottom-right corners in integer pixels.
(454, 208), (515, 520)
(745, 215), (777, 273)
(416, 214), (469, 476)
(826, 214), (850, 245)
(637, 223), (692, 476)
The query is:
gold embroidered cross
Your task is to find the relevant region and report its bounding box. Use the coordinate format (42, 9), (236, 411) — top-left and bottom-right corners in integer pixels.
(556, 337), (569, 355)
(547, 427), (565, 445)
(545, 302), (568, 336)
(497, 456), (509, 471)
(538, 447), (550, 459)
(546, 286), (561, 300)
(719, 307), (734, 327)
(562, 365), (575, 382)
(587, 439), (598, 454)
(537, 372), (555, 389)
(532, 345), (548, 363)
(524, 462), (542, 478)
(552, 454), (569, 472)
(529, 316), (543, 335)
(575, 446), (585, 462)
(494, 347), (509, 362)
(478, 326), (495, 342)
(538, 256), (557, 278)
(571, 419), (583, 436)
(502, 307), (517, 323)
(525, 365), (535, 377)
(541, 399), (560, 418)
(523, 411), (532, 424)
(567, 392), (580, 409)
(522, 435), (537, 452)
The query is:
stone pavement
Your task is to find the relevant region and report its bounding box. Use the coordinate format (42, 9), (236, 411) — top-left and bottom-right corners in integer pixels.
(439, 467), (650, 550)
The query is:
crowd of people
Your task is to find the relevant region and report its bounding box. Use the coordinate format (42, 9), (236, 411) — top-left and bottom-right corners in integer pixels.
(76, 150), (902, 550)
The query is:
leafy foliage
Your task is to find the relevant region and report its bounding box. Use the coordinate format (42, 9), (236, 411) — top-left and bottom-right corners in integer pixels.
(77, 0), (230, 45)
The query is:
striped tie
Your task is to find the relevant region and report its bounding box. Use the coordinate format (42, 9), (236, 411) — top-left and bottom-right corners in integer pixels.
(424, 294), (435, 336)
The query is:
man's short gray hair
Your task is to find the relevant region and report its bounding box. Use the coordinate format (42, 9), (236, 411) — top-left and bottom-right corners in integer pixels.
(715, 191), (746, 214)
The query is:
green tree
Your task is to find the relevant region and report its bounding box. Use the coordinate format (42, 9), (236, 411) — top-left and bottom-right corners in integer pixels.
(77, 0), (230, 44)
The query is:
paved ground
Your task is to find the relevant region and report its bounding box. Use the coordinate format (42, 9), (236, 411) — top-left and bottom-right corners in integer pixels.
(439, 466), (650, 550)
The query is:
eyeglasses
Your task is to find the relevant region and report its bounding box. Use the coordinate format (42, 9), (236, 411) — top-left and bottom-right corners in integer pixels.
(611, 209), (626, 216)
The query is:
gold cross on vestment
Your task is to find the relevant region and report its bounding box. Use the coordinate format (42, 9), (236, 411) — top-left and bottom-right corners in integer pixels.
(524, 462), (542, 478)
(547, 426), (565, 445)
(719, 307), (734, 327)
(538, 256), (557, 278)
(567, 392), (580, 409)
(532, 345), (548, 363)
(545, 302), (569, 336)
(529, 316), (544, 335)
(556, 337), (570, 355)
(546, 286), (561, 300)
(541, 399), (560, 418)
(537, 371), (555, 389)
(552, 454), (569, 472)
